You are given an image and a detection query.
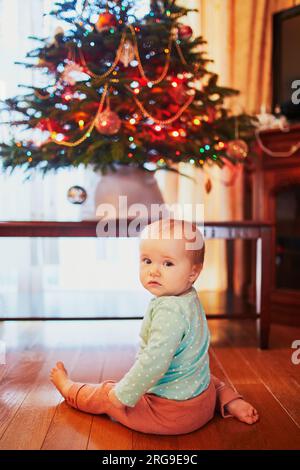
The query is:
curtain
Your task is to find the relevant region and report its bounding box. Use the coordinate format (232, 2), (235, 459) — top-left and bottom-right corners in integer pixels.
(228, 0), (300, 113)
(164, 0), (300, 296)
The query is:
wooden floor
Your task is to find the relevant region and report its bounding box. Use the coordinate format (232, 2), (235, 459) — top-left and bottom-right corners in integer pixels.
(0, 319), (299, 450)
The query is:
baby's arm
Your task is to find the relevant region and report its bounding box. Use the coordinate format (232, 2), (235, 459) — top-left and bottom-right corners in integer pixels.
(112, 301), (186, 408)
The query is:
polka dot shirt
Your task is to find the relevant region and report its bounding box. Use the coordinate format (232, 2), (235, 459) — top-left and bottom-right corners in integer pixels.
(114, 287), (211, 407)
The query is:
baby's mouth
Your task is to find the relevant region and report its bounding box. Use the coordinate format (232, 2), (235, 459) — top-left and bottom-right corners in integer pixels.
(148, 280), (162, 286)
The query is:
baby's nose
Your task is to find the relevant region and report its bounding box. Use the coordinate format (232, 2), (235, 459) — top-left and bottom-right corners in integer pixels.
(150, 265), (161, 276)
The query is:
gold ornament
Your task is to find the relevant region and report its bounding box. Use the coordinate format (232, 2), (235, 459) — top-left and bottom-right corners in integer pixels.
(205, 178), (212, 193)
(119, 39), (135, 67)
(226, 139), (249, 160)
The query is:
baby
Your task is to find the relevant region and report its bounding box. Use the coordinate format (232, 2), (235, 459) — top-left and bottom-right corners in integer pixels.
(50, 218), (259, 435)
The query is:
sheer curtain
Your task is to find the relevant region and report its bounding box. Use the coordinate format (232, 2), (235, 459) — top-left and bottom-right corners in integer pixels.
(0, 0), (152, 318)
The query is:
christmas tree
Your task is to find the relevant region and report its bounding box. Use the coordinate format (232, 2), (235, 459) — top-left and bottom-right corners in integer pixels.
(0, 0), (255, 176)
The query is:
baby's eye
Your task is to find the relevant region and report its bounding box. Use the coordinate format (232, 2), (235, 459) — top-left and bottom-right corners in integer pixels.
(163, 261), (174, 267)
(142, 258), (152, 264)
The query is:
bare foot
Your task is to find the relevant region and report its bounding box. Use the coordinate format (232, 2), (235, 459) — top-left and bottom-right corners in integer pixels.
(50, 361), (73, 397)
(225, 398), (259, 424)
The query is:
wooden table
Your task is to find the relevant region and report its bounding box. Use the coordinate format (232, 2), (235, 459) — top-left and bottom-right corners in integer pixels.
(0, 220), (274, 348)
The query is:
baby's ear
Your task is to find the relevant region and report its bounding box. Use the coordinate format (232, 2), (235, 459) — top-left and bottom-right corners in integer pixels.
(189, 263), (203, 283)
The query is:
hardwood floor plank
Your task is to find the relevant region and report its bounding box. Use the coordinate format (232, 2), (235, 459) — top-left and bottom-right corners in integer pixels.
(88, 345), (136, 450)
(41, 348), (103, 450)
(210, 321), (300, 428)
(0, 320), (299, 450)
(0, 350), (67, 450)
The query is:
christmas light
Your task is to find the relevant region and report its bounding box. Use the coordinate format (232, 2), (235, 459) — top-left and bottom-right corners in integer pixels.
(193, 118), (201, 126)
(129, 136), (134, 142)
(205, 145), (210, 150)
(155, 125), (162, 131)
(179, 129), (186, 137)
(26, 151), (32, 156)
(128, 153), (133, 158)
(164, 48), (170, 54)
(200, 148), (205, 153)
(171, 81), (178, 88)
(56, 133), (65, 142)
(172, 131), (179, 137)
(189, 159), (195, 164)
(129, 118), (136, 125)
(134, 88), (140, 94)
(78, 120), (85, 129)
(28, 157), (33, 162)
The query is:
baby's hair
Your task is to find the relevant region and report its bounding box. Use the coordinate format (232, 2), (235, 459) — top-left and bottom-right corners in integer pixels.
(140, 218), (205, 266)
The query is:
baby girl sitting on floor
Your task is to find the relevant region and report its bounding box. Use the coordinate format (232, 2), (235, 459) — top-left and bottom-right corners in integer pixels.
(50, 218), (258, 435)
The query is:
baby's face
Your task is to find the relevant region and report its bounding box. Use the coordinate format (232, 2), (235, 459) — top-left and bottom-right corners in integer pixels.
(139, 237), (200, 297)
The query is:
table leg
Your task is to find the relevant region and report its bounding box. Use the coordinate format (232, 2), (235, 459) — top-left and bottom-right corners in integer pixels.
(257, 228), (272, 349)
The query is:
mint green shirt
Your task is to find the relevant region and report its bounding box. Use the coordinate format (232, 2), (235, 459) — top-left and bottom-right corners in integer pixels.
(114, 287), (211, 407)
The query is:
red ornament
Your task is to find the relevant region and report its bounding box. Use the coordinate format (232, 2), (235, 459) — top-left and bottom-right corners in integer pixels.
(95, 12), (117, 32)
(36, 118), (62, 133)
(95, 108), (121, 135)
(168, 83), (187, 105)
(178, 24), (193, 40)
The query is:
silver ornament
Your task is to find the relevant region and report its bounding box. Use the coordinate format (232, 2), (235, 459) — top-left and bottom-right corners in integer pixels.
(67, 186), (87, 204)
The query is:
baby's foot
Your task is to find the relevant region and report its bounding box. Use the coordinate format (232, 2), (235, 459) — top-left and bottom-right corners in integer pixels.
(225, 398), (259, 424)
(50, 361), (73, 398)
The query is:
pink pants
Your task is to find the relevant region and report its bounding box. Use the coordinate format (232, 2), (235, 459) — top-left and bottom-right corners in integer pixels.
(65, 376), (242, 435)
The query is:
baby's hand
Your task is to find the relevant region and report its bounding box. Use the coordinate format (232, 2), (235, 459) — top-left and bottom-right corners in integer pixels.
(108, 387), (126, 409)
(225, 398), (259, 424)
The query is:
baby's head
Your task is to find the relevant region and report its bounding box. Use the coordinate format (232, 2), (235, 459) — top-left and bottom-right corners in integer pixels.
(139, 218), (205, 297)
